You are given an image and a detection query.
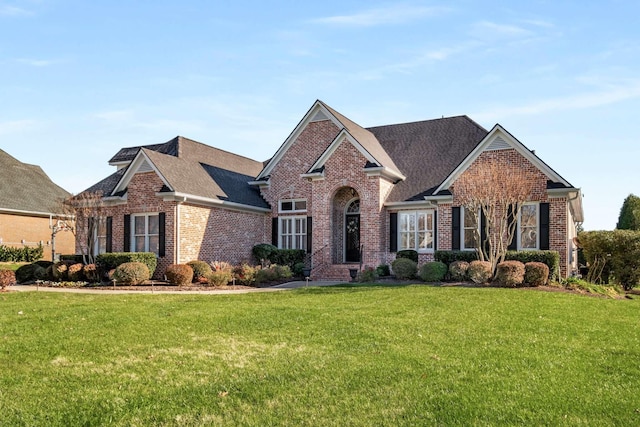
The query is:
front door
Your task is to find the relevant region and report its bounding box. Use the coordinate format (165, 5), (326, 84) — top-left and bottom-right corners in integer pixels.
(345, 214), (360, 263)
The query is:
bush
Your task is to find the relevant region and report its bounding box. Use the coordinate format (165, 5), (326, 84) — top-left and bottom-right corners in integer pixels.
(33, 265), (48, 280)
(391, 258), (417, 280)
(396, 250), (418, 263)
(186, 260), (212, 283)
(67, 263), (85, 281)
(495, 261), (525, 287)
(293, 262), (306, 277)
(0, 269), (16, 289)
(52, 262), (68, 281)
(0, 244), (44, 262)
(252, 244), (278, 265)
(96, 253), (157, 278)
(83, 264), (100, 282)
(357, 266), (379, 283)
(165, 264), (194, 286)
(112, 262), (150, 285)
(419, 261), (448, 282)
(505, 251), (560, 282)
(255, 266), (278, 283)
(524, 262), (549, 287)
(448, 260), (470, 281)
(580, 230), (640, 290)
(468, 261), (492, 284)
(435, 250), (478, 265)
(15, 263), (40, 283)
(208, 261), (233, 286)
(275, 265), (293, 279)
(233, 263), (257, 286)
(270, 249), (306, 270)
(45, 265), (54, 281)
(376, 264), (390, 277)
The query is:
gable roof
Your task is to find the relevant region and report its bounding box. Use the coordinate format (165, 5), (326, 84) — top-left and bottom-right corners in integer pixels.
(0, 149), (71, 216)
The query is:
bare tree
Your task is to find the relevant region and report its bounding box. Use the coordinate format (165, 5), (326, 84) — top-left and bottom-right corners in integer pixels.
(64, 191), (105, 264)
(454, 155), (534, 275)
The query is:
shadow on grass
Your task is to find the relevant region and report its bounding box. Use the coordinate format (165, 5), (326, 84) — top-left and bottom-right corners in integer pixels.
(293, 282), (425, 294)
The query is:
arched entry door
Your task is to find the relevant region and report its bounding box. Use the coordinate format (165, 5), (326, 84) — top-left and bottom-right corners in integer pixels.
(345, 199), (360, 263)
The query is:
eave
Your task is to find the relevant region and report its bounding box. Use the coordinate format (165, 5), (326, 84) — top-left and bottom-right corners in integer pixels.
(157, 192), (271, 214)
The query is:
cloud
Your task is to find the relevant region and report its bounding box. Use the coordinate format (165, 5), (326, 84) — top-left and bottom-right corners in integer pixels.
(15, 58), (58, 67)
(310, 4), (449, 27)
(471, 80), (640, 122)
(472, 21), (533, 39)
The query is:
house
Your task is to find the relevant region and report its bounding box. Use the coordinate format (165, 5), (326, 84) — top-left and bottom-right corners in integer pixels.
(0, 149), (75, 260)
(76, 100), (583, 280)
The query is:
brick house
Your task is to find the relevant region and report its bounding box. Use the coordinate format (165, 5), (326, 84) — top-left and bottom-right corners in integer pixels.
(0, 149), (75, 260)
(77, 100), (583, 280)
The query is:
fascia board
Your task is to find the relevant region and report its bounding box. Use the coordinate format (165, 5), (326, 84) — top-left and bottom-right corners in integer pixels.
(111, 150), (173, 195)
(158, 192), (271, 214)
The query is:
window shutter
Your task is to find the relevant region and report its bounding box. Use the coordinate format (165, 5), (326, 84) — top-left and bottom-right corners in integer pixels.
(123, 214), (130, 252)
(87, 217), (95, 252)
(389, 212), (398, 252)
(452, 207), (461, 250)
(507, 205), (517, 250)
(271, 217), (278, 247)
(540, 203), (550, 250)
(158, 212), (166, 257)
(306, 216), (312, 254)
(480, 210), (489, 254)
(433, 211), (438, 251)
(106, 216), (113, 253)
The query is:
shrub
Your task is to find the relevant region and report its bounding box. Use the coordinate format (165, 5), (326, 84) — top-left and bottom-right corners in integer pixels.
(0, 269), (16, 289)
(34, 260), (53, 269)
(208, 262), (233, 287)
(96, 253), (157, 278)
(67, 263), (85, 281)
(45, 265), (54, 281)
(0, 244), (44, 262)
(275, 265), (293, 279)
(435, 250), (479, 265)
(419, 261), (448, 282)
(357, 266), (379, 283)
(468, 261), (492, 284)
(449, 260), (470, 281)
(15, 263), (40, 283)
(112, 262), (150, 285)
(252, 244), (278, 266)
(233, 263), (257, 286)
(83, 264), (100, 283)
(270, 249), (306, 270)
(186, 260), (212, 282)
(505, 251), (560, 282)
(391, 258), (417, 280)
(376, 264), (390, 277)
(33, 265), (48, 280)
(495, 261), (525, 287)
(293, 262), (306, 277)
(256, 266), (279, 283)
(165, 264), (194, 286)
(396, 250), (418, 263)
(524, 262), (549, 287)
(52, 262), (68, 281)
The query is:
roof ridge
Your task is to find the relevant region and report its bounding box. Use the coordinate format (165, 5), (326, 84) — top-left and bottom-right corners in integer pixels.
(366, 114), (487, 131)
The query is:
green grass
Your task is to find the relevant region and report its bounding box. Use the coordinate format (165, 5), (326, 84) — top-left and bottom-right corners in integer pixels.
(0, 262), (25, 271)
(1, 285), (639, 426)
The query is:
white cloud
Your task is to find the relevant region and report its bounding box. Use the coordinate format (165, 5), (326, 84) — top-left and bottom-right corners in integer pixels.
(15, 58), (58, 67)
(472, 21), (533, 38)
(310, 4), (449, 27)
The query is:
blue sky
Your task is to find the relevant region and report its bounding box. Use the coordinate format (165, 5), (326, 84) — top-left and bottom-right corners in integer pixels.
(2, 0), (638, 230)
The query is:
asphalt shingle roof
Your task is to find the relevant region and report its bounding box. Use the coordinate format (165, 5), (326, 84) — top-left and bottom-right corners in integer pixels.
(0, 149), (71, 214)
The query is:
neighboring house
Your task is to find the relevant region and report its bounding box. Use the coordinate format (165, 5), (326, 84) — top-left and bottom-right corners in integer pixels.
(77, 100), (583, 280)
(0, 149), (75, 260)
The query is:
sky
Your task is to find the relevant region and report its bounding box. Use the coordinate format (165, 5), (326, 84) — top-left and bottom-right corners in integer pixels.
(1, 0), (639, 231)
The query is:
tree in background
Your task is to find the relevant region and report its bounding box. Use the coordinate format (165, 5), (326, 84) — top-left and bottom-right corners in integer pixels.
(65, 191), (105, 264)
(616, 194), (640, 231)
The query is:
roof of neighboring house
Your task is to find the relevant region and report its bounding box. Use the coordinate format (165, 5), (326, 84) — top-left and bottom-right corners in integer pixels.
(0, 149), (71, 215)
(366, 115), (489, 202)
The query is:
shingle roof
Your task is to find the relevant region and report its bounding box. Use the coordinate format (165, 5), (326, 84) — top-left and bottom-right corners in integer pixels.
(0, 149), (71, 214)
(366, 116), (488, 202)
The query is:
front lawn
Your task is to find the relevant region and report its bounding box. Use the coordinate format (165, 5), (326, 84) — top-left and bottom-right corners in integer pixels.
(1, 285), (639, 425)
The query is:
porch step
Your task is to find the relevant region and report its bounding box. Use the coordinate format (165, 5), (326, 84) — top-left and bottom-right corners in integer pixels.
(312, 264), (358, 282)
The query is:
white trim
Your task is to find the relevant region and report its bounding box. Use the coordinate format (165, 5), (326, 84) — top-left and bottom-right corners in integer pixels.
(397, 209), (435, 253)
(158, 192), (271, 214)
(308, 129), (377, 170)
(0, 207), (68, 218)
(363, 166), (406, 182)
(461, 206), (480, 251)
(435, 124), (574, 194)
(278, 215), (307, 250)
(278, 198), (307, 214)
(517, 202), (539, 250)
(111, 149), (173, 196)
(131, 212), (160, 254)
(175, 203), (180, 264)
(385, 200), (438, 209)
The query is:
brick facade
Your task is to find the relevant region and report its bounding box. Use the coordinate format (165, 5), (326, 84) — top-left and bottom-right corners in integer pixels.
(0, 213), (75, 260)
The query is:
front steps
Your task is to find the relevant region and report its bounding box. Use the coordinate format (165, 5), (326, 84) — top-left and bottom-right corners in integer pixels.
(311, 263), (359, 282)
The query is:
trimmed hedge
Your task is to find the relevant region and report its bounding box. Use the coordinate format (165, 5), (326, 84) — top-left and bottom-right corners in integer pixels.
(524, 262), (549, 287)
(495, 261), (525, 287)
(165, 264), (194, 286)
(419, 261), (448, 282)
(0, 244), (44, 262)
(396, 250), (418, 263)
(448, 260), (470, 281)
(468, 261), (492, 284)
(96, 253), (157, 278)
(252, 244), (278, 265)
(391, 258), (417, 280)
(187, 260), (212, 282)
(252, 245), (306, 271)
(112, 262), (150, 285)
(435, 250), (478, 265)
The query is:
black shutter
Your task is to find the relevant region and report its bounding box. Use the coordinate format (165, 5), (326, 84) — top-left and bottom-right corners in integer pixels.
(87, 217), (95, 252)
(389, 212), (398, 252)
(433, 211), (438, 251)
(306, 216), (312, 254)
(452, 207), (461, 250)
(158, 212), (166, 257)
(480, 210), (489, 254)
(540, 203), (550, 250)
(123, 214), (130, 252)
(271, 217), (279, 247)
(105, 216), (113, 253)
(507, 205), (517, 250)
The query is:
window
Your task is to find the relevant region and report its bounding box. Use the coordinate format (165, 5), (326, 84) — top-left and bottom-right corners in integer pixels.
(279, 199), (307, 213)
(93, 217), (107, 256)
(279, 216), (307, 250)
(399, 210), (434, 252)
(132, 213), (160, 254)
(519, 203), (538, 249)
(462, 207), (479, 250)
